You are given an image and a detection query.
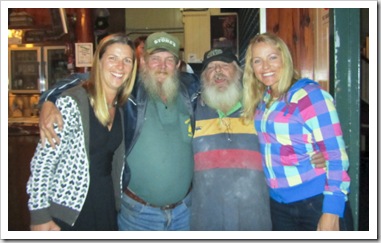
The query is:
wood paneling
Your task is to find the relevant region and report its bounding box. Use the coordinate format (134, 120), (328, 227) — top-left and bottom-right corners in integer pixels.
(8, 134), (40, 231)
(10, 8), (77, 27)
(266, 8), (314, 80)
(314, 9), (330, 91)
(11, 8), (52, 26)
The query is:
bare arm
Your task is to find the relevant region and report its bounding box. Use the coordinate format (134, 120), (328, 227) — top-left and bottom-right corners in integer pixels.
(30, 220), (61, 231)
(39, 101), (63, 149)
(317, 213), (340, 231)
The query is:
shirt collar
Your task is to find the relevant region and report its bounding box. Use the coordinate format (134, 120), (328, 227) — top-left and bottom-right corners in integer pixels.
(217, 102), (242, 118)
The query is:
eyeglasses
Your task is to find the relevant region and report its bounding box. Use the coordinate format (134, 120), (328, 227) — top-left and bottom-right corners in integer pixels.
(219, 117), (232, 142)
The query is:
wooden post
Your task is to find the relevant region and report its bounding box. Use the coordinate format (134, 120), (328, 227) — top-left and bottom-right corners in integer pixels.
(75, 8), (93, 73)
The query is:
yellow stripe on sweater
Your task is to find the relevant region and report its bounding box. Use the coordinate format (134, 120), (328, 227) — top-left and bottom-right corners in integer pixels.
(194, 117), (256, 138)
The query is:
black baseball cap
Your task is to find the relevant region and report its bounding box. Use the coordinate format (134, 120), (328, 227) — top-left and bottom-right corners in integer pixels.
(202, 48), (239, 71)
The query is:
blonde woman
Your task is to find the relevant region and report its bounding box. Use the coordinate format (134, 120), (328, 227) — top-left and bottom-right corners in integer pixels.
(27, 33), (137, 231)
(242, 32), (353, 231)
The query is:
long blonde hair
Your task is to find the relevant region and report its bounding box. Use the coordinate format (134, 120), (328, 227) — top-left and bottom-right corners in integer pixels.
(84, 33), (137, 126)
(242, 32), (300, 121)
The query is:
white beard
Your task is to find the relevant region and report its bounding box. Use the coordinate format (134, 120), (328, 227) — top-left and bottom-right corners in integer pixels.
(201, 78), (243, 113)
(141, 68), (180, 104)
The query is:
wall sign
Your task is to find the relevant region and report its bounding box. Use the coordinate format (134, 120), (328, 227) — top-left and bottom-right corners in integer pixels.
(75, 43), (93, 67)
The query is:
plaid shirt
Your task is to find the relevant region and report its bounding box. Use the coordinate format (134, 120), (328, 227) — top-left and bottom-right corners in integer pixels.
(254, 78), (350, 217)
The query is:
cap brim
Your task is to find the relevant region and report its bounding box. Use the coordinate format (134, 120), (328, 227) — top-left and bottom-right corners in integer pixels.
(202, 56), (237, 71)
(146, 48), (179, 58)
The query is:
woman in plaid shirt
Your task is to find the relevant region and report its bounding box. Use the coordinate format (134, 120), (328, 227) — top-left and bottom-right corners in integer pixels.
(241, 32), (353, 231)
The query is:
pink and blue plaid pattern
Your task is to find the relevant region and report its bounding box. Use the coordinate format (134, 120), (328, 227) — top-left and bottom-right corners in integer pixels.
(255, 78), (350, 217)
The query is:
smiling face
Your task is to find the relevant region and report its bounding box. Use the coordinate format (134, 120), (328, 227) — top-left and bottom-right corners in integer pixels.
(251, 41), (283, 96)
(204, 60), (237, 92)
(140, 51), (180, 103)
(100, 43), (134, 93)
(145, 51), (180, 84)
(201, 60), (242, 113)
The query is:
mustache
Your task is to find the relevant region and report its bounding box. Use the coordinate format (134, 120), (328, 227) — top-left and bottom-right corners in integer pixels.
(155, 71), (169, 76)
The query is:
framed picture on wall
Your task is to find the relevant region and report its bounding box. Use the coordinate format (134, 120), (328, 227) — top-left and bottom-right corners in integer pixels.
(210, 13), (238, 57)
(75, 42), (93, 67)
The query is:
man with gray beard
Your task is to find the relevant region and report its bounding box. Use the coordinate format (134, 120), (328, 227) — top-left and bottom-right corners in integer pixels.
(191, 48), (326, 231)
(118, 32), (197, 230)
(190, 48), (272, 230)
(37, 32), (199, 231)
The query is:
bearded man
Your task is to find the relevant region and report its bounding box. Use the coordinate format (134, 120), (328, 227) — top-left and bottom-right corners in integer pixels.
(38, 39), (325, 232)
(190, 48), (272, 230)
(38, 32), (199, 231)
(118, 32), (196, 231)
(191, 48), (328, 231)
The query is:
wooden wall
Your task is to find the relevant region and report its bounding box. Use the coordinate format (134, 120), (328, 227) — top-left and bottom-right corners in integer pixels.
(8, 133), (40, 231)
(9, 8), (125, 44)
(9, 8), (77, 27)
(266, 8), (315, 81)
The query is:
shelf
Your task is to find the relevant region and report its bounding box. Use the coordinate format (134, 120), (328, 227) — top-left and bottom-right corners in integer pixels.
(9, 90), (41, 94)
(8, 25), (50, 30)
(13, 60), (38, 64)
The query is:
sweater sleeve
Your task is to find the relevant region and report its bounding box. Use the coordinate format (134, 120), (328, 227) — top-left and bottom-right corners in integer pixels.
(38, 73), (89, 106)
(298, 86), (350, 217)
(26, 96), (79, 225)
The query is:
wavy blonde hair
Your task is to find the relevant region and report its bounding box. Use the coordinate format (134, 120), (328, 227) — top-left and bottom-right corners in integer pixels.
(84, 33), (137, 126)
(242, 32), (300, 122)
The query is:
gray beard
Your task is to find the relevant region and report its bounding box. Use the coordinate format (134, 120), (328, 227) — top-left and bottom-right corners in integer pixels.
(201, 79), (243, 113)
(140, 68), (180, 105)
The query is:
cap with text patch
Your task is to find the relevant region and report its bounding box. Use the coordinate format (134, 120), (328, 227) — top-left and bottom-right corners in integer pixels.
(145, 32), (180, 58)
(202, 48), (239, 71)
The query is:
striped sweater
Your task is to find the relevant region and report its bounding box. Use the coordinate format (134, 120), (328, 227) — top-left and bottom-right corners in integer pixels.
(254, 78), (350, 217)
(191, 98), (271, 230)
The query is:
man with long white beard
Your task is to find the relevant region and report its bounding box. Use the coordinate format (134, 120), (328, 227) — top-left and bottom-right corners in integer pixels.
(190, 48), (272, 230)
(37, 32), (199, 231)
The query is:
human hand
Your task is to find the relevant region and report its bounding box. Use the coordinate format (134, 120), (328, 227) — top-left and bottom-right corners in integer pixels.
(30, 220), (61, 231)
(317, 213), (339, 231)
(39, 101), (63, 149)
(311, 152), (326, 168)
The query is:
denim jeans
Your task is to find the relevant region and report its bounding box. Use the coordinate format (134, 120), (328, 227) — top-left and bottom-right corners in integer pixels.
(117, 191), (191, 231)
(270, 193), (354, 231)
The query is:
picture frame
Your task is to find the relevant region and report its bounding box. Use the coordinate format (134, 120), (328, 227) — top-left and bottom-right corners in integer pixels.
(210, 13), (239, 57)
(75, 42), (93, 67)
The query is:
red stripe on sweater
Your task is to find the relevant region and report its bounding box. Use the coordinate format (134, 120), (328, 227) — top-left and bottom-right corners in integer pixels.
(194, 150), (263, 171)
